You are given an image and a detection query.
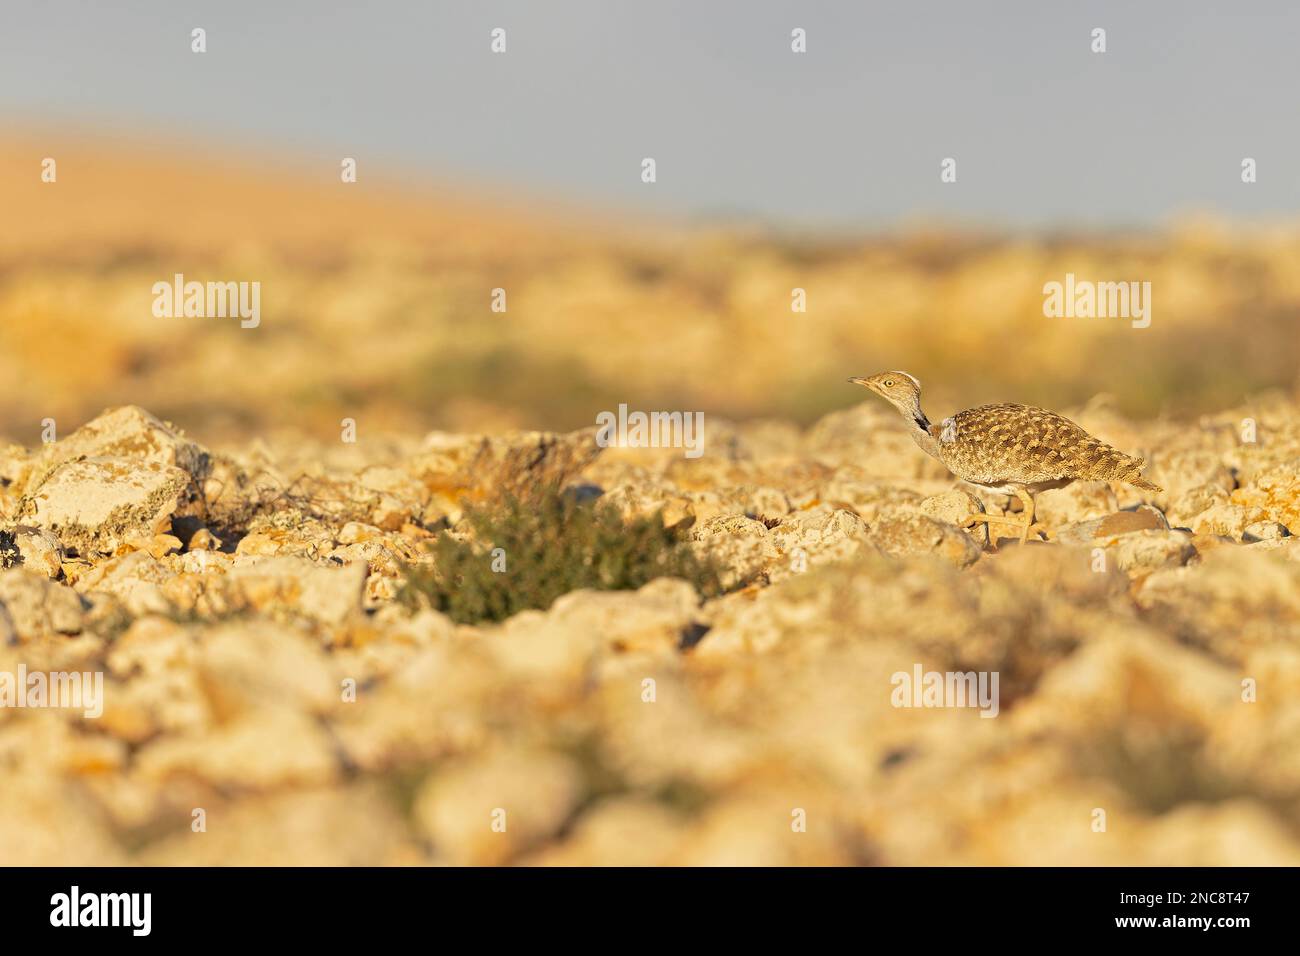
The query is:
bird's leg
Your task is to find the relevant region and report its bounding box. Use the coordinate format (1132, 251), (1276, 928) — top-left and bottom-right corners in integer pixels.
(1010, 486), (1050, 544)
(962, 511), (1026, 550)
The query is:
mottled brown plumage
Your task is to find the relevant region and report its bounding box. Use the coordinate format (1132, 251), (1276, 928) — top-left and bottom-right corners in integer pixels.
(931, 402), (1159, 490)
(848, 371), (1161, 546)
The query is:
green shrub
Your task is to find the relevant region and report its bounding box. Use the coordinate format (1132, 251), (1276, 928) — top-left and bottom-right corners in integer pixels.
(399, 489), (723, 624)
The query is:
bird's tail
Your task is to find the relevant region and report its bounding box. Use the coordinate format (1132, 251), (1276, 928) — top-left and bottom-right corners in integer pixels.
(1124, 457), (1161, 493)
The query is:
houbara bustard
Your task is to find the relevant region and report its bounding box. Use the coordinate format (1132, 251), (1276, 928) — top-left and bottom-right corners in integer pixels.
(849, 371), (1161, 545)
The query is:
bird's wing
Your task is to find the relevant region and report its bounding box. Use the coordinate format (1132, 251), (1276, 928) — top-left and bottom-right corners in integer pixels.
(943, 403), (1140, 483)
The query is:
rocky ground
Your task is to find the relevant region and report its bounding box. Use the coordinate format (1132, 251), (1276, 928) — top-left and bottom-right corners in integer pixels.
(1, 396), (1299, 865)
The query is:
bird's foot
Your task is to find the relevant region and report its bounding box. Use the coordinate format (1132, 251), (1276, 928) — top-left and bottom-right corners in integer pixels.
(1016, 520), (1052, 545)
(962, 512), (1025, 550)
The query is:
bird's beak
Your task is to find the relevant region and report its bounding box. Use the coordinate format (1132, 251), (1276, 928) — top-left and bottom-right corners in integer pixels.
(847, 377), (871, 389)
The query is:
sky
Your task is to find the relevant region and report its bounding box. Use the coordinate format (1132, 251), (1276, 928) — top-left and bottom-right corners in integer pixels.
(2, 0), (1297, 229)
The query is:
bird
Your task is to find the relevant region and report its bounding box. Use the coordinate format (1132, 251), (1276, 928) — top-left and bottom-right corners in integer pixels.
(848, 371), (1161, 546)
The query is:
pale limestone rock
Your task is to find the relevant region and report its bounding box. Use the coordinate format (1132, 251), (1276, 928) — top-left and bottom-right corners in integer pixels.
(412, 747), (582, 865)
(23, 404), (211, 495)
(235, 510), (336, 560)
(658, 494), (697, 529)
(327, 539), (407, 575)
(1137, 546), (1300, 661)
(221, 557), (368, 625)
(357, 465), (427, 502)
(818, 474), (924, 522)
(1246, 536), (1300, 561)
(0, 568), (85, 640)
(1165, 482), (1230, 528)
(1232, 463), (1300, 532)
(674, 794), (856, 866)
(186, 527), (217, 551)
(1154, 449), (1235, 502)
(337, 521), (383, 545)
(106, 617), (197, 679)
(0, 769), (128, 865)
(369, 491), (415, 531)
(522, 799), (684, 867)
(1052, 507), (1167, 545)
(197, 622), (339, 715)
(690, 514), (779, 589)
(328, 645), (499, 771)
(75, 550), (176, 618)
(100, 618), (209, 742)
(1245, 520), (1289, 542)
(123, 622), (341, 782)
(1034, 480), (1117, 526)
(1135, 803), (1300, 867)
(10, 526), (66, 578)
(20, 457), (191, 557)
(767, 508), (875, 580)
(1104, 529), (1196, 575)
(601, 483), (691, 526)
(137, 786), (417, 866)
(916, 488), (982, 525)
(178, 548), (234, 576)
(870, 512), (982, 568)
(122, 533), (183, 560)
(1191, 503), (1252, 541)
(234, 533), (280, 556)
(916, 488), (987, 547)
(728, 484), (791, 522)
(497, 577), (701, 661)
(134, 706), (339, 790)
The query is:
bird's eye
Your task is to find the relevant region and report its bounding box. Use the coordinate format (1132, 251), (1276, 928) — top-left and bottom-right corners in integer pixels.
(884, 379), (894, 387)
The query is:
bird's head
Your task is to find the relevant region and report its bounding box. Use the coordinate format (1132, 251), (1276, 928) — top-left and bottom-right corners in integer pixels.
(848, 371), (924, 419)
